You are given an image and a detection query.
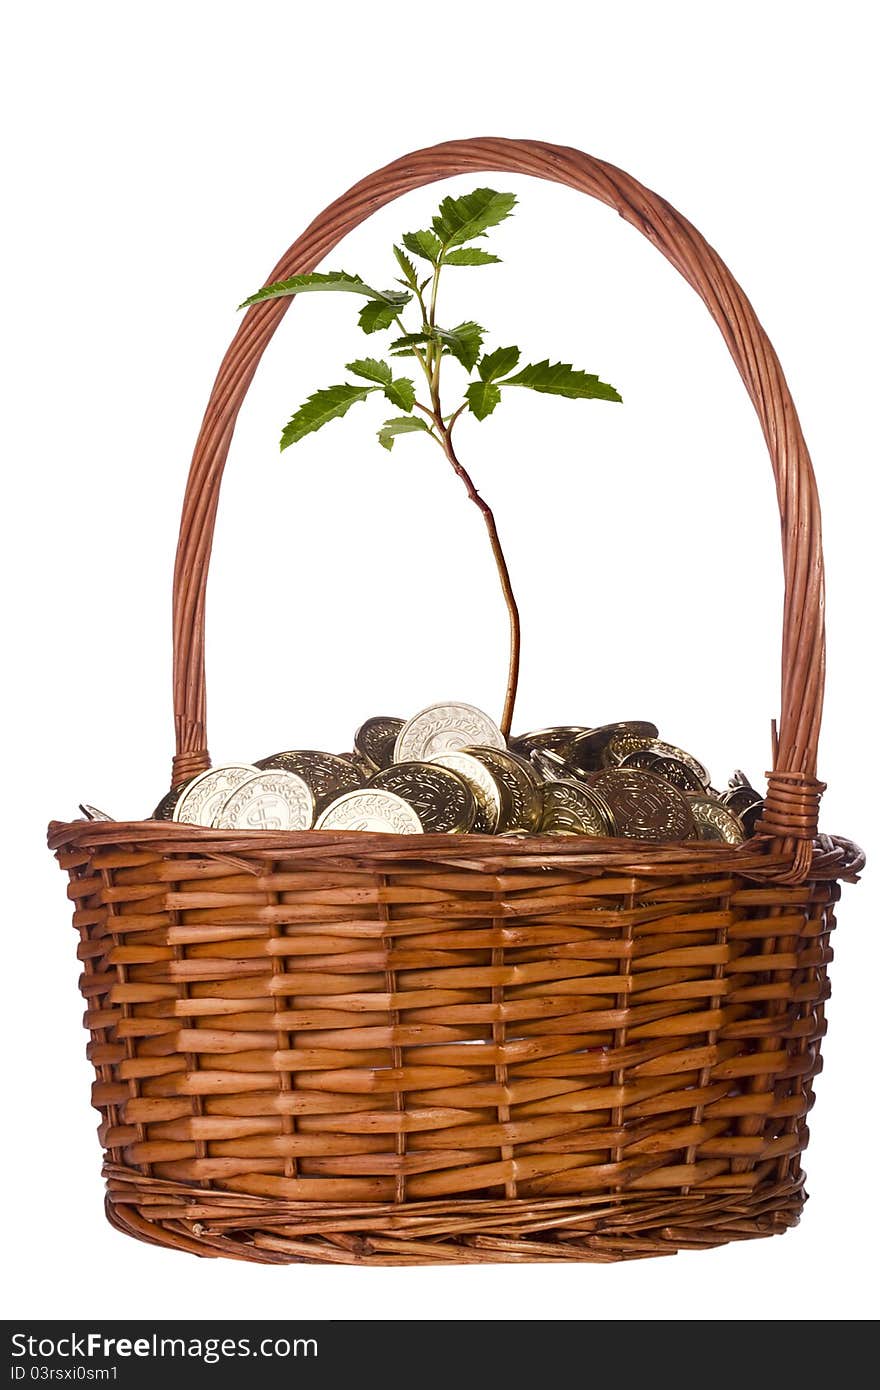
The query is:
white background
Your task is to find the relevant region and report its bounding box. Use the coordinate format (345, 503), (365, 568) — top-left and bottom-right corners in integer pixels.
(3, 0), (877, 1321)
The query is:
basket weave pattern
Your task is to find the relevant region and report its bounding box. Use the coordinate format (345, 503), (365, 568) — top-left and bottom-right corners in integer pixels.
(49, 138), (861, 1264)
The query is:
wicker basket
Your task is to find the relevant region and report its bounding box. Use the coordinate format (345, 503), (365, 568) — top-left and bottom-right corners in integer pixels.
(49, 137), (862, 1266)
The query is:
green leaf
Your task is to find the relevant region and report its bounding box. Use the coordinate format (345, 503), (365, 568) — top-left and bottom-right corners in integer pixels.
(392, 245), (420, 290)
(438, 320), (484, 372)
(280, 384), (376, 448)
(478, 345), (520, 381)
(500, 360), (622, 402)
(402, 229), (443, 263)
(383, 377), (416, 412)
(358, 300), (400, 334)
(377, 416), (431, 451)
(465, 380), (502, 421)
(240, 270), (410, 310)
(346, 358), (392, 385)
(442, 247), (502, 267)
(388, 331), (432, 356)
(432, 188), (517, 248)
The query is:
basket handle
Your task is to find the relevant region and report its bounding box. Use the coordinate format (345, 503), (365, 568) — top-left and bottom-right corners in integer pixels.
(171, 137), (826, 865)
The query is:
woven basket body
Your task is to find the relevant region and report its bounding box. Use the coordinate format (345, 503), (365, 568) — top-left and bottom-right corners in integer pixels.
(49, 138), (861, 1265)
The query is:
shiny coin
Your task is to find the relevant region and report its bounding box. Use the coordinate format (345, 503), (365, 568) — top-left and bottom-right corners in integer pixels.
(337, 751), (376, 781)
(214, 769), (314, 831)
(686, 794), (746, 845)
(151, 786), (187, 821)
(78, 804), (115, 821)
(394, 701), (505, 763)
(619, 748), (661, 771)
(354, 716), (405, 772)
(464, 746), (543, 832)
(315, 788), (424, 834)
(650, 755), (705, 793)
(510, 726), (589, 759)
(605, 734), (710, 787)
(541, 780), (615, 837)
(728, 769), (757, 792)
(173, 763), (259, 827)
(569, 722), (660, 772)
(587, 768), (696, 842)
(740, 800), (765, 836)
(722, 784), (764, 816)
(529, 747), (590, 785)
(255, 749), (362, 814)
(367, 762), (476, 833)
(429, 751), (506, 833)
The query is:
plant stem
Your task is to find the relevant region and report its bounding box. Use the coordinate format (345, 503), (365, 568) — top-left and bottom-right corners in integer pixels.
(433, 421), (520, 736)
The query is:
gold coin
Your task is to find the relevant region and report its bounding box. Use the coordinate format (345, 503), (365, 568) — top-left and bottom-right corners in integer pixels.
(150, 786), (187, 821)
(605, 734), (710, 787)
(429, 751), (506, 833)
(541, 781), (614, 837)
(315, 788), (424, 834)
(367, 762), (476, 833)
(255, 749), (362, 814)
(510, 726), (589, 759)
(686, 794), (746, 844)
(464, 746), (543, 832)
(354, 717), (405, 772)
(588, 768), (696, 842)
(569, 722), (659, 772)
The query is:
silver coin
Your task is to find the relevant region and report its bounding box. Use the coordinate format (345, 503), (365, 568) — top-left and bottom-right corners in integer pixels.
(428, 751), (505, 833)
(315, 788), (424, 834)
(465, 746), (543, 832)
(354, 717), (405, 772)
(213, 769), (314, 831)
(173, 763), (259, 826)
(394, 701), (505, 763)
(78, 804), (115, 821)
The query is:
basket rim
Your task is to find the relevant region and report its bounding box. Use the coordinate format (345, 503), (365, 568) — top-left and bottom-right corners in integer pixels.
(47, 818), (863, 883)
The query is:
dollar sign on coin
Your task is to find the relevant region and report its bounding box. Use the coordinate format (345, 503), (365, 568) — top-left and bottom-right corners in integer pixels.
(214, 770), (314, 831)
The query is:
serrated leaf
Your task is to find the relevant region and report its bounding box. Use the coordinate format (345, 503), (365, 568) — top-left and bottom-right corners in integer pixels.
(438, 320), (484, 372)
(241, 270), (410, 310)
(402, 229), (443, 263)
(389, 330), (433, 353)
(432, 188), (517, 248)
(393, 245), (420, 289)
(442, 247), (502, 267)
(346, 357), (392, 385)
(500, 360), (622, 402)
(478, 345), (520, 382)
(465, 380), (502, 421)
(280, 384), (376, 448)
(358, 300), (400, 334)
(383, 377), (416, 412)
(377, 416), (431, 450)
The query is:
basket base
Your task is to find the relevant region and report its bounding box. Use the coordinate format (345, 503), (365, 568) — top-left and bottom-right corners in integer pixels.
(103, 1165), (805, 1265)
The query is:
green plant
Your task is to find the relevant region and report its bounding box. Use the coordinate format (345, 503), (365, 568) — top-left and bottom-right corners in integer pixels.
(241, 188), (621, 735)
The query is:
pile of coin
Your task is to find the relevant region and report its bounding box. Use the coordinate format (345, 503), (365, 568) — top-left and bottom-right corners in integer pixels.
(131, 701), (765, 843)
